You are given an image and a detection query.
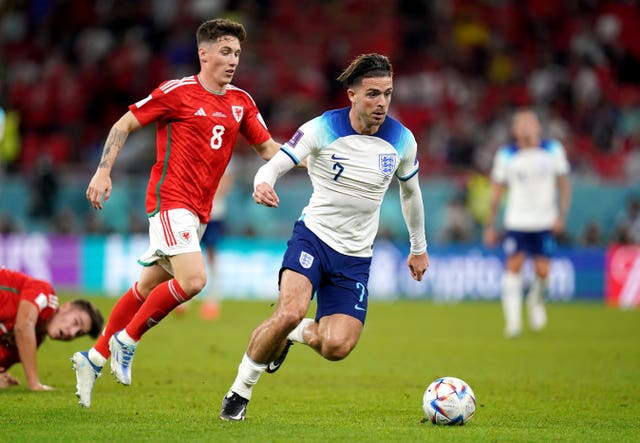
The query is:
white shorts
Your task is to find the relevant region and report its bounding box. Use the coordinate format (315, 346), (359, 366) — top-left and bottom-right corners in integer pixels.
(138, 208), (206, 275)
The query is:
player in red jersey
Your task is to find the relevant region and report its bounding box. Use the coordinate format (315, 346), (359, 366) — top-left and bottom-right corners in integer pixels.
(71, 18), (282, 407)
(0, 268), (103, 390)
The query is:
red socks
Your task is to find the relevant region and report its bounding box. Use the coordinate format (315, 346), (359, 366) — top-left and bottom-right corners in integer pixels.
(94, 283), (145, 358)
(125, 279), (189, 341)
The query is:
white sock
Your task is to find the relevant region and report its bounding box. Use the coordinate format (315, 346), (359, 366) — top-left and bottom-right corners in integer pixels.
(229, 353), (267, 400)
(116, 330), (139, 346)
(88, 348), (107, 367)
(527, 277), (547, 305)
(287, 318), (314, 344)
(527, 277), (548, 330)
(501, 271), (523, 336)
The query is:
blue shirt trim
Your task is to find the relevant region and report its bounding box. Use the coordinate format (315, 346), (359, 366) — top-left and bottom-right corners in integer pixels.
(280, 146), (300, 165)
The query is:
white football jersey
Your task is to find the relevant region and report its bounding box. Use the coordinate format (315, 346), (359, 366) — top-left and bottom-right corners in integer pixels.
(491, 139), (570, 231)
(281, 108), (419, 257)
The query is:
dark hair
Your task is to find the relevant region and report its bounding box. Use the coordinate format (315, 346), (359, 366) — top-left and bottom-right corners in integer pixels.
(71, 299), (104, 339)
(196, 18), (247, 46)
(337, 53), (393, 87)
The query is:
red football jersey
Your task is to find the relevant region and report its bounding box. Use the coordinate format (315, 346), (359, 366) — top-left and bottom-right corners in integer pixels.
(0, 269), (57, 369)
(130, 75), (272, 223)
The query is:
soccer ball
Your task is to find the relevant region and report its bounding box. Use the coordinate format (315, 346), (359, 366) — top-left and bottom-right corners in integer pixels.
(422, 376), (476, 425)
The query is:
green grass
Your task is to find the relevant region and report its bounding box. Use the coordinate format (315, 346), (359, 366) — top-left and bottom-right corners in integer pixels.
(3, 297), (639, 442)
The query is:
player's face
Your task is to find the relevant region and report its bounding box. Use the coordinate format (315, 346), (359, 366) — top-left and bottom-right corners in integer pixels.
(512, 111), (542, 149)
(46, 304), (92, 341)
(348, 76), (393, 135)
(199, 35), (242, 88)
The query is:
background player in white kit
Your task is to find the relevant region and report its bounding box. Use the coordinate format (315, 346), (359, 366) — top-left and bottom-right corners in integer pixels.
(483, 109), (572, 338)
(220, 53), (429, 421)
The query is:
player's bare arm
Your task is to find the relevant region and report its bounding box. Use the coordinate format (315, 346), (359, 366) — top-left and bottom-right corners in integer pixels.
(14, 300), (52, 391)
(252, 138), (282, 161)
(483, 182), (506, 247)
(86, 111), (142, 210)
(553, 174), (572, 235)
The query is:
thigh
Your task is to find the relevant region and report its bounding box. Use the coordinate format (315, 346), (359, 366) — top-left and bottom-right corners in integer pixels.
(505, 252), (527, 273)
(533, 256), (551, 278)
(136, 264), (173, 297)
(170, 251), (207, 282)
(503, 230), (531, 272)
(279, 221), (324, 293)
(277, 269), (314, 316)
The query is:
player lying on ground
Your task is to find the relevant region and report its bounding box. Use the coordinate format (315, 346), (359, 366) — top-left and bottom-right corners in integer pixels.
(0, 268), (102, 390)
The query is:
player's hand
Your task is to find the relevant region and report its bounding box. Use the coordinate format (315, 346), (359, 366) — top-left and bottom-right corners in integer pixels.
(552, 218), (565, 235)
(407, 252), (429, 282)
(28, 382), (55, 391)
(0, 369), (20, 388)
(253, 182), (279, 208)
(86, 170), (112, 210)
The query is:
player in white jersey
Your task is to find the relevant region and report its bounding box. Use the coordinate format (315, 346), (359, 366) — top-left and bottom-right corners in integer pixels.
(220, 53), (429, 420)
(483, 109), (572, 338)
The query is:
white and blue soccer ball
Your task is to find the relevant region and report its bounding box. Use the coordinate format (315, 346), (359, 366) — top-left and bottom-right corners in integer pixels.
(422, 376), (476, 425)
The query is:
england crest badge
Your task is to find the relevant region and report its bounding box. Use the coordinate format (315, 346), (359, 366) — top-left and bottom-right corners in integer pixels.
(378, 153), (397, 176)
(299, 251), (315, 269)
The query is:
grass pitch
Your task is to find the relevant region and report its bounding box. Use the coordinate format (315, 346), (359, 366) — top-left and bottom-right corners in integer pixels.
(3, 297), (639, 442)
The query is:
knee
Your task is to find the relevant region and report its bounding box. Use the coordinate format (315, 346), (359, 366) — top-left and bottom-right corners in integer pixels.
(320, 339), (355, 361)
(535, 264), (550, 279)
(135, 282), (153, 299)
(176, 273), (207, 297)
(275, 309), (306, 332)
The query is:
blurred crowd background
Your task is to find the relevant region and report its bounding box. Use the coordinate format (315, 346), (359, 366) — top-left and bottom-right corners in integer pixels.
(0, 0), (639, 246)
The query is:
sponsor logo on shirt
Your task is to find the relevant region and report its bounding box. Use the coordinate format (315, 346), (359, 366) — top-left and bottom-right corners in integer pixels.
(212, 111), (227, 118)
(194, 107), (207, 116)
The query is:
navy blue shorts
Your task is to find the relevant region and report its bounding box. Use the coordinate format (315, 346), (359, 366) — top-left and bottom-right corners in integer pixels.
(503, 230), (555, 258)
(200, 220), (224, 248)
(280, 221), (372, 324)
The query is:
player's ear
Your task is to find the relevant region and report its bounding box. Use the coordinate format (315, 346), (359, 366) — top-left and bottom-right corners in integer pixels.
(347, 88), (356, 104)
